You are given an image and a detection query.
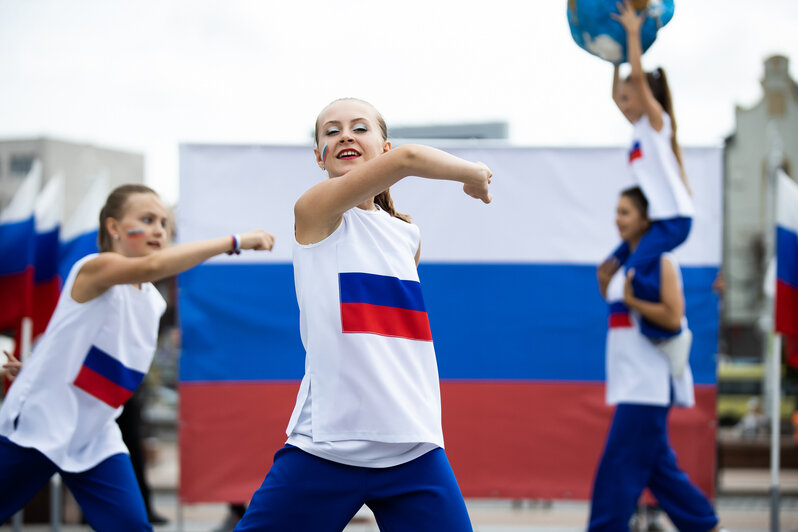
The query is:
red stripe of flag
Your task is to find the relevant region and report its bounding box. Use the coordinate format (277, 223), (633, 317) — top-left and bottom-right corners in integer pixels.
(341, 302), (432, 341)
(629, 142), (642, 163)
(609, 313), (632, 328)
(73, 365), (135, 408)
(776, 279), (798, 338)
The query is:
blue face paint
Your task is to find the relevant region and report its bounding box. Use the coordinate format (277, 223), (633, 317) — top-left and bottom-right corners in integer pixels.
(322, 145), (329, 164)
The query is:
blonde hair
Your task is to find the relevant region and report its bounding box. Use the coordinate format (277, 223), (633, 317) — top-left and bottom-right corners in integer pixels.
(315, 98), (411, 224)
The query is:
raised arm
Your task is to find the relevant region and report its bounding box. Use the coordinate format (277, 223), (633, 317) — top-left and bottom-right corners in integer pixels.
(623, 257), (683, 331)
(612, 65), (623, 112)
(72, 230), (274, 303)
(295, 144), (492, 244)
(612, 0), (664, 131)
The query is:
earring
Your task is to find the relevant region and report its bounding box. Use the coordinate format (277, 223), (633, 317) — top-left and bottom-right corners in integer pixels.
(113, 234), (120, 241)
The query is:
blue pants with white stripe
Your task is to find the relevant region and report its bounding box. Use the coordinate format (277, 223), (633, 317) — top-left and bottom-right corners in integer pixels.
(0, 435), (151, 530)
(588, 404), (718, 532)
(235, 445), (472, 532)
(612, 216), (692, 339)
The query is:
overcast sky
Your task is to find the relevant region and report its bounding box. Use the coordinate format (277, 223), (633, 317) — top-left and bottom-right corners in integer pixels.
(0, 0), (795, 204)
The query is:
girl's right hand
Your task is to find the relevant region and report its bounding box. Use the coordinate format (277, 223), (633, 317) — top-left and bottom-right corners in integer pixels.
(462, 162), (493, 204)
(3, 350), (22, 382)
(239, 230), (275, 251)
(597, 257), (620, 296)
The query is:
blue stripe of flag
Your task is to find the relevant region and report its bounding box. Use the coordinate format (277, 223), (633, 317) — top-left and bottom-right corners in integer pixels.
(777, 226), (798, 289)
(0, 218), (35, 275)
(608, 301), (629, 314)
(83, 345), (145, 392)
(339, 272), (426, 312)
(34, 228), (60, 282)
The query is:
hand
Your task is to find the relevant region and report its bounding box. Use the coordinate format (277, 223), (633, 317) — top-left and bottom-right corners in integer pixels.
(610, 0), (644, 33)
(597, 257), (620, 295)
(463, 162), (492, 204)
(239, 230), (275, 251)
(3, 350), (22, 382)
(623, 268), (636, 305)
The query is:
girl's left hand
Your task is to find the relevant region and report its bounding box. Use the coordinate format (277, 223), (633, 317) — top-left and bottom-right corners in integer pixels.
(610, 0), (644, 33)
(2, 350), (22, 382)
(623, 268), (636, 305)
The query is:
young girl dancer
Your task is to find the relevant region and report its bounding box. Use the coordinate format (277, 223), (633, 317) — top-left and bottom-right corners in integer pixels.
(0, 184), (273, 530)
(603, 0), (694, 342)
(234, 98), (491, 532)
(590, 187), (723, 532)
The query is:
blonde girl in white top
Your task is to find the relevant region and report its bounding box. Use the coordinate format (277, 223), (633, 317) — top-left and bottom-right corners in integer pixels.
(235, 98), (491, 532)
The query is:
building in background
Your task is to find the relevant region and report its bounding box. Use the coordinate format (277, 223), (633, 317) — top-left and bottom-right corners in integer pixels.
(390, 121), (509, 141)
(723, 55), (798, 358)
(0, 137), (144, 221)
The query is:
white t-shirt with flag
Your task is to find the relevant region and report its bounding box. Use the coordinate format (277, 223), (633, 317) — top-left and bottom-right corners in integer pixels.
(604, 253), (695, 407)
(0, 254), (166, 472)
(629, 113), (695, 221)
(286, 206), (443, 467)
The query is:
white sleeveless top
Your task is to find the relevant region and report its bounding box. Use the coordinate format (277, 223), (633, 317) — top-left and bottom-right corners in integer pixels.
(604, 253), (694, 407)
(286, 206), (443, 467)
(0, 254), (166, 472)
(629, 113), (694, 220)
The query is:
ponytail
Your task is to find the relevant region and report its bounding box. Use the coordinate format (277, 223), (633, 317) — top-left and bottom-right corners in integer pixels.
(646, 67), (686, 178)
(374, 189), (411, 223)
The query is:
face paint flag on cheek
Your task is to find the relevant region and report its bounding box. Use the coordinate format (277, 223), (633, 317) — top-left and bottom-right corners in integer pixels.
(126, 229), (145, 237)
(322, 145), (329, 166)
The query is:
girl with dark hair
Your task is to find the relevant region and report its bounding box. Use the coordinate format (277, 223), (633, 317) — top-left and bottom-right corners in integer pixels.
(235, 97), (491, 531)
(0, 184), (273, 530)
(602, 0), (694, 348)
(590, 186), (724, 532)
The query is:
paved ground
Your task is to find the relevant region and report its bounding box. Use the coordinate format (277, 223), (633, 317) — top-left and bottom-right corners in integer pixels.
(4, 440), (798, 531)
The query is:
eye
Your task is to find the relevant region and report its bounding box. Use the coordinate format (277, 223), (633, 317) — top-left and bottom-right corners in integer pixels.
(142, 216), (153, 224)
(353, 123), (368, 133)
(324, 126), (340, 136)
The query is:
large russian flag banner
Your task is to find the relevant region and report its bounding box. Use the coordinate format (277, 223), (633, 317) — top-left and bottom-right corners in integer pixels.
(0, 161), (41, 332)
(178, 144), (721, 503)
(776, 170), (798, 338)
(33, 174), (64, 338)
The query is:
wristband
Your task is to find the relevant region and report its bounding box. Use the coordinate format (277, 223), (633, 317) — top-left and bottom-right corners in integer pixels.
(226, 234), (241, 255)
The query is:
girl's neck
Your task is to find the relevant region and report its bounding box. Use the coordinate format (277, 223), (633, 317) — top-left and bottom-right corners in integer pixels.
(627, 238), (640, 253)
(357, 198), (377, 211)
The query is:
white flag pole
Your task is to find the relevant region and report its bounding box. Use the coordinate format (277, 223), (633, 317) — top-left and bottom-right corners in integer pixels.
(765, 122), (783, 532)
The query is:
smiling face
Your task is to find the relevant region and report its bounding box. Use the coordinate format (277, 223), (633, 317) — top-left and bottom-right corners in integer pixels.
(615, 194), (649, 246)
(106, 193), (170, 257)
(314, 99), (390, 178)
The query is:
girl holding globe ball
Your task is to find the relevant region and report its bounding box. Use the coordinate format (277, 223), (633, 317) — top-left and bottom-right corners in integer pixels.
(599, 1), (695, 354)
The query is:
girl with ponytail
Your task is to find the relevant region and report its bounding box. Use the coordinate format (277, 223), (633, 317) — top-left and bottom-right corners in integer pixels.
(602, 0), (695, 343)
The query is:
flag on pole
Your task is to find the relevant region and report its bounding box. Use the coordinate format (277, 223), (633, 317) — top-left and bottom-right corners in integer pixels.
(59, 173), (108, 282)
(32, 174), (64, 338)
(0, 161), (41, 331)
(776, 170), (798, 338)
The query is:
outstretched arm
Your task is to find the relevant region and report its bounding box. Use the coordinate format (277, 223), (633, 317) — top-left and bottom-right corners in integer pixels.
(611, 0), (664, 131)
(295, 144), (492, 244)
(72, 230), (275, 303)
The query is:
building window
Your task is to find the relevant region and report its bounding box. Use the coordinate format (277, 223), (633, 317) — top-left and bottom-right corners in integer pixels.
(10, 154), (35, 176)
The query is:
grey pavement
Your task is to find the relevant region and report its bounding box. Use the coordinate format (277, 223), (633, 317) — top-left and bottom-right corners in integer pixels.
(4, 439), (798, 531)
